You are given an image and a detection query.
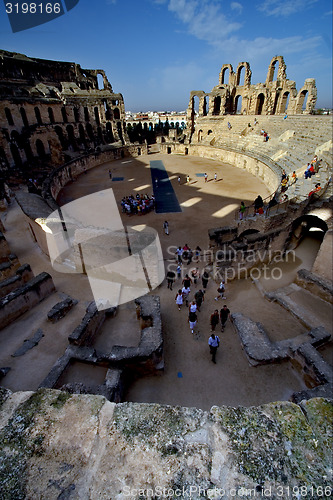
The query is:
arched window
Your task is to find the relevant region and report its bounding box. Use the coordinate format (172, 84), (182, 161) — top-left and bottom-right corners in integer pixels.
(48, 107), (55, 124)
(86, 123), (94, 141)
(221, 67), (229, 84)
(20, 107), (29, 127)
(78, 124), (86, 145)
(23, 142), (33, 161)
(55, 126), (67, 149)
(203, 96), (209, 116)
(267, 60), (279, 82)
(94, 107), (100, 125)
(236, 66), (245, 86)
(61, 106), (68, 123)
(84, 107), (90, 122)
(97, 127), (104, 144)
(5, 107), (14, 126)
(298, 90), (309, 113)
(66, 125), (76, 149)
(10, 143), (22, 167)
(34, 107), (42, 125)
(74, 107), (80, 123)
(36, 139), (46, 158)
(213, 96), (221, 115)
(256, 94), (265, 115)
(114, 108), (120, 120)
(235, 95), (243, 114)
(280, 92), (290, 114)
(97, 73), (104, 90)
(106, 122), (114, 143)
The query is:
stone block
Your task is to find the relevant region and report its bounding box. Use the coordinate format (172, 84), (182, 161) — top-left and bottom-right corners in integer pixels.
(0, 272), (56, 330)
(47, 295), (78, 323)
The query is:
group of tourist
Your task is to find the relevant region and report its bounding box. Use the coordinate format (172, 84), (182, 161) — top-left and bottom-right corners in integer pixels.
(120, 193), (155, 215)
(175, 244), (202, 266)
(304, 155), (321, 179)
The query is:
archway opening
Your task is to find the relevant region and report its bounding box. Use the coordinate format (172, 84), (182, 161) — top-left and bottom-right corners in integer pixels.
(235, 95), (243, 114)
(48, 107), (55, 124)
(221, 67), (229, 85)
(280, 92), (290, 114)
(36, 139), (46, 158)
(213, 96), (221, 115)
(236, 66), (245, 86)
(256, 94), (265, 115)
(20, 107), (29, 128)
(97, 73), (104, 90)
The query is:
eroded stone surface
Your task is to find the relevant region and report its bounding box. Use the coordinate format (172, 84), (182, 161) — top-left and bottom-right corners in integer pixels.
(0, 389), (331, 499)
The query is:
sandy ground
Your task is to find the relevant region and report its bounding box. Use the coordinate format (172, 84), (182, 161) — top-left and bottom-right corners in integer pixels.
(0, 150), (331, 409)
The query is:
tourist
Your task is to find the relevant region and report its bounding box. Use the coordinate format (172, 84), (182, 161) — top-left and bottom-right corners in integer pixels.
(176, 263), (182, 279)
(181, 284), (191, 307)
(214, 173), (217, 182)
(191, 267), (200, 286)
(175, 289), (183, 311)
(281, 176), (289, 193)
(220, 305), (231, 332)
(166, 270), (175, 290)
(186, 175), (190, 184)
(202, 271), (209, 289)
(281, 169), (287, 181)
(254, 195), (264, 214)
(108, 169), (112, 180)
(163, 220), (169, 235)
(186, 247), (193, 265)
(182, 243), (190, 260)
(210, 310), (220, 331)
(215, 281), (226, 301)
(291, 171), (297, 183)
(308, 183), (321, 197)
(182, 273), (192, 289)
(227, 122), (231, 130)
(188, 310), (197, 334)
(194, 289), (204, 311)
(208, 333), (220, 363)
(175, 246), (183, 263)
(178, 175), (181, 184)
(194, 246), (202, 260)
(239, 201), (246, 220)
(204, 173), (208, 183)
(189, 300), (197, 314)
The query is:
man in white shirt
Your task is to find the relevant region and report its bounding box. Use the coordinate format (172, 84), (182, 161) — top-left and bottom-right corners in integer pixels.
(208, 333), (220, 363)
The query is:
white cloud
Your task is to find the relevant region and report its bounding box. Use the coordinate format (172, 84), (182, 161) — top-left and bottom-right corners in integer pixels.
(257, 0), (319, 17)
(167, 0), (242, 41)
(230, 2), (243, 14)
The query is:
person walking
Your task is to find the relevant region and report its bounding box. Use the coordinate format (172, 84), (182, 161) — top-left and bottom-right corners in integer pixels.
(175, 289), (183, 311)
(188, 310), (197, 334)
(163, 221), (169, 235)
(108, 169), (112, 180)
(186, 175), (190, 184)
(189, 300), (197, 314)
(208, 333), (220, 363)
(175, 246), (183, 263)
(204, 173), (208, 183)
(194, 289), (204, 311)
(181, 284), (191, 307)
(178, 175), (181, 185)
(215, 281), (226, 301)
(166, 270), (175, 290)
(176, 264), (182, 279)
(239, 201), (246, 220)
(220, 305), (231, 331)
(202, 271), (209, 289)
(191, 267), (200, 286)
(214, 173), (217, 182)
(210, 309), (220, 331)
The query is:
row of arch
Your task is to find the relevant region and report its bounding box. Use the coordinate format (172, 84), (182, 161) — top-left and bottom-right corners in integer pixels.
(3, 102), (121, 130)
(0, 120), (127, 169)
(192, 89), (310, 117)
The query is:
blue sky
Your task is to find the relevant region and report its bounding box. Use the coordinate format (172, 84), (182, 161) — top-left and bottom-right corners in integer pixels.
(0, 0), (332, 112)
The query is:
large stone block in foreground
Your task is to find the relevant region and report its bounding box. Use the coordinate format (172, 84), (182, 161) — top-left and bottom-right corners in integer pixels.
(0, 388), (331, 499)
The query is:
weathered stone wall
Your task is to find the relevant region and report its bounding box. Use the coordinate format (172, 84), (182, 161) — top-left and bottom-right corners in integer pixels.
(0, 49), (130, 183)
(0, 388), (331, 499)
(0, 272), (55, 330)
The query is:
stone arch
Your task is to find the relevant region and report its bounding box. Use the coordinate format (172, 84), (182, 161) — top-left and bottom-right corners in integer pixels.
(36, 139), (46, 158)
(20, 107), (29, 127)
(236, 62), (251, 86)
(61, 106), (68, 123)
(235, 95), (243, 114)
(114, 108), (120, 120)
(272, 92), (280, 114)
(48, 107), (55, 124)
(55, 126), (67, 149)
(86, 123), (94, 141)
(10, 143), (22, 167)
(203, 96), (209, 116)
(97, 73), (104, 90)
(23, 141), (34, 162)
(34, 107), (42, 125)
(219, 64), (233, 85)
(289, 214), (328, 251)
(255, 93), (265, 115)
(74, 107), (80, 123)
(84, 107), (90, 122)
(94, 107), (100, 125)
(5, 107), (14, 126)
(280, 91), (290, 114)
(213, 96), (221, 115)
(105, 122), (114, 143)
(296, 89), (309, 114)
(266, 56), (287, 84)
(78, 124), (86, 146)
(66, 125), (76, 149)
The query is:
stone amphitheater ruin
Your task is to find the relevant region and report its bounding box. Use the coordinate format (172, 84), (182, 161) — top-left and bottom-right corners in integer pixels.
(0, 51), (332, 497)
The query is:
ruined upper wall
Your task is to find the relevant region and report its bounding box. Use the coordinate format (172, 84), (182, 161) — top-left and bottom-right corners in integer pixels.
(187, 56), (317, 123)
(0, 49), (112, 91)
